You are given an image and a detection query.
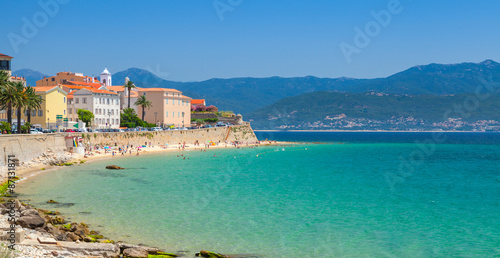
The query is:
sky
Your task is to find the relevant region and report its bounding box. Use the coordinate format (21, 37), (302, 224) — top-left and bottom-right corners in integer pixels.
(1, 0), (499, 82)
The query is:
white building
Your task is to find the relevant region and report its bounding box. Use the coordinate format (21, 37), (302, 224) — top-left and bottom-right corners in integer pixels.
(67, 88), (120, 129)
(100, 68), (112, 87)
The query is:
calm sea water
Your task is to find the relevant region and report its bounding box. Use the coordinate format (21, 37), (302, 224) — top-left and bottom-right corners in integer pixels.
(17, 132), (500, 257)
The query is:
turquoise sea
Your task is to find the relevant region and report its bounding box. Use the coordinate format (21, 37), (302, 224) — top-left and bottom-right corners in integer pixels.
(17, 132), (500, 257)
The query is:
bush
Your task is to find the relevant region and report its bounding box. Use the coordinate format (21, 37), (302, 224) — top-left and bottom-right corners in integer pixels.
(195, 105), (206, 112)
(206, 105), (218, 112)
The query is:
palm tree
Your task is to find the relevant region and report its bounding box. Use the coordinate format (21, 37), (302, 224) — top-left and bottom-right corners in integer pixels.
(134, 95), (152, 122)
(0, 71), (15, 132)
(24, 86), (43, 124)
(11, 81), (27, 134)
(123, 80), (136, 109)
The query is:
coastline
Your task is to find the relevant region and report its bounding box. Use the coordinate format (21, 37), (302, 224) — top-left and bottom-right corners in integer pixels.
(254, 129), (500, 133)
(9, 140), (295, 257)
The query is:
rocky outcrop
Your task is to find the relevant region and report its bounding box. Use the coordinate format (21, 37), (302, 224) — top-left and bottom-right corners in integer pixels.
(106, 165), (125, 170)
(196, 250), (230, 258)
(123, 247), (149, 258)
(17, 215), (46, 229)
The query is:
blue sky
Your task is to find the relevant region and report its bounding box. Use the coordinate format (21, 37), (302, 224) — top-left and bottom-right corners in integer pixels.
(1, 0), (499, 82)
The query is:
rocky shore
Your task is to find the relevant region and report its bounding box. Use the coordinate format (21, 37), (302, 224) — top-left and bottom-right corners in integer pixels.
(0, 140), (291, 257)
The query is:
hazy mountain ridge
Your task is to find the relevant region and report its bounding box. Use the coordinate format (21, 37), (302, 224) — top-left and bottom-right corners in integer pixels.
(246, 91), (500, 130)
(12, 69), (48, 86)
(15, 59), (500, 115)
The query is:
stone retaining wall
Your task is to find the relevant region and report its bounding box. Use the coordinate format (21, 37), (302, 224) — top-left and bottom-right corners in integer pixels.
(0, 125), (258, 169)
(0, 134), (66, 167)
(80, 125), (258, 148)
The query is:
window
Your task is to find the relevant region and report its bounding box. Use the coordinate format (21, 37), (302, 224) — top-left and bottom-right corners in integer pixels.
(38, 110), (43, 116)
(75, 98), (79, 104)
(173, 112), (175, 117)
(94, 108), (97, 114)
(166, 98), (168, 104)
(64, 110), (66, 115)
(111, 109), (114, 115)
(166, 111), (168, 117)
(143, 92), (146, 96)
(32, 110), (36, 117)
(99, 98), (102, 104)
(107, 99), (110, 105)
(178, 100), (180, 105)
(69, 108), (73, 114)
(178, 112), (180, 117)
(83, 98), (87, 104)
(63, 97), (66, 103)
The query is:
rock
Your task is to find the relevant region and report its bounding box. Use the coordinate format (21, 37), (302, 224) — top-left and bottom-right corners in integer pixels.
(106, 165), (125, 170)
(17, 215), (46, 229)
(123, 247), (149, 258)
(117, 243), (159, 254)
(66, 232), (80, 241)
(37, 237), (58, 244)
(21, 209), (39, 217)
(47, 199), (59, 203)
(71, 223), (90, 237)
(84, 236), (94, 242)
(44, 223), (61, 236)
(196, 250), (230, 258)
(55, 233), (69, 241)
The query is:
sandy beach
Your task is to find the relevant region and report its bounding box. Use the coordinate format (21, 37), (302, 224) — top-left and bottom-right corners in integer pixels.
(5, 140), (296, 257)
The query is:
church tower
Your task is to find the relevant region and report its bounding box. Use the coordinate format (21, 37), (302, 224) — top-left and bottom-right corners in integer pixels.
(100, 67), (112, 86)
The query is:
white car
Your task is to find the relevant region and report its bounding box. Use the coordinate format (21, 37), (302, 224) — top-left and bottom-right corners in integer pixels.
(30, 129), (42, 134)
(151, 127), (163, 131)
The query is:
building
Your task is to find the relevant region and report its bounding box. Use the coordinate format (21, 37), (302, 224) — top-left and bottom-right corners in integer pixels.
(11, 86), (68, 129)
(0, 53), (27, 121)
(105, 85), (141, 114)
(0, 53), (12, 77)
(36, 71), (98, 87)
(100, 68), (112, 86)
(67, 88), (120, 129)
(191, 99), (206, 106)
(138, 88), (192, 128)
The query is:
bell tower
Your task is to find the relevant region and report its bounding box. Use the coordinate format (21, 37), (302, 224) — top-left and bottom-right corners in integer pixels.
(100, 67), (112, 86)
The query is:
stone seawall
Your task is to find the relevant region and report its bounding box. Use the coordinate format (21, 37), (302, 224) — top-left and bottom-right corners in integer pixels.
(0, 134), (66, 167)
(80, 125), (258, 148)
(0, 125), (258, 171)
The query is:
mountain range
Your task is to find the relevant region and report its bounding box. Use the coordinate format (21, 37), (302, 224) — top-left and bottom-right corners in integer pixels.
(14, 59), (500, 121)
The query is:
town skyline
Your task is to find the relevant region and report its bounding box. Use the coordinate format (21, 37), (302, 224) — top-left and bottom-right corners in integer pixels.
(1, 0), (499, 82)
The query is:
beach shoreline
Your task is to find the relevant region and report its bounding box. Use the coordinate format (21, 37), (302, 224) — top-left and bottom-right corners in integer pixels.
(6, 140), (297, 257)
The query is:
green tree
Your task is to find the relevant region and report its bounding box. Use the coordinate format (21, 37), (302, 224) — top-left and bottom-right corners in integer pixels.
(11, 82), (27, 134)
(120, 108), (144, 128)
(0, 122), (11, 133)
(77, 109), (94, 127)
(0, 71), (14, 132)
(24, 86), (43, 124)
(134, 95), (152, 122)
(123, 80), (136, 109)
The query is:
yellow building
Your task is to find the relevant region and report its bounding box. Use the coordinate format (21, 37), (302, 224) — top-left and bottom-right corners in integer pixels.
(138, 88), (192, 128)
(13, 86), (68, 129)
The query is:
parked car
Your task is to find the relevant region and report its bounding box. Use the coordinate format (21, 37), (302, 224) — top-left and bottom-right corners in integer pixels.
(150, 127), (163, 131)
(64, 129), (76, 132)
(30, 129), (42, 134)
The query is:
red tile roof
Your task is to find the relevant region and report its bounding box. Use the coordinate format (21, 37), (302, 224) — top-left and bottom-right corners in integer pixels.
(0, 53), (13, 59)
(191, 99), (205, 105)
(33, 86), (57, 92)
(139, 88), (181, 93)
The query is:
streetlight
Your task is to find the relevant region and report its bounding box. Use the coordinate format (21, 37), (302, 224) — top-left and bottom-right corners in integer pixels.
(182, 112), (185, 128)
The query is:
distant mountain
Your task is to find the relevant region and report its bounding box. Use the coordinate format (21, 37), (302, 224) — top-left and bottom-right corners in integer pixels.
(111, 60), (500, 114)
(246, 91), (500, 130)
(12, 69), (47, 86)
(18, 59), (500, 115)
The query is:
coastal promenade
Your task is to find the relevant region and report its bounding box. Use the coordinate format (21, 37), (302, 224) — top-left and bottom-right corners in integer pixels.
(0, 125), (258, 180)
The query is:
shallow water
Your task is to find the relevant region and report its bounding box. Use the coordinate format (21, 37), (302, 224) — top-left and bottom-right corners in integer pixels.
(17, 133), (500, 257)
